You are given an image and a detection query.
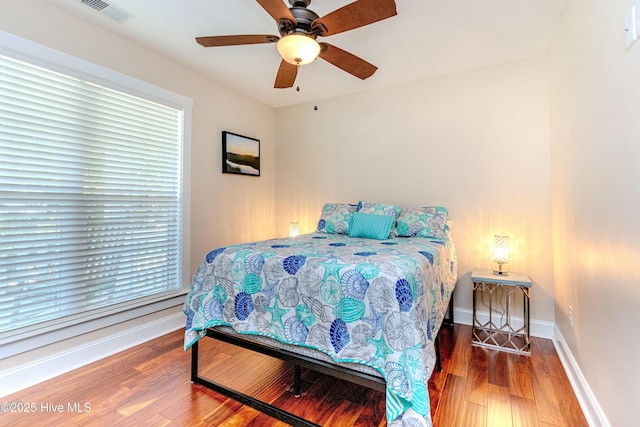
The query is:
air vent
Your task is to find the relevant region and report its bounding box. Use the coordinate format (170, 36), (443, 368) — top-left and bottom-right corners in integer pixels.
(79, 0), (134, 23)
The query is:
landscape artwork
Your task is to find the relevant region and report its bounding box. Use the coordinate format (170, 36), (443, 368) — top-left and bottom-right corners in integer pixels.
(222, 131), (260, 176)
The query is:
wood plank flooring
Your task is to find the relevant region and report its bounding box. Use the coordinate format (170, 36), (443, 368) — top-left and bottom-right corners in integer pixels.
(0, 324), (588, 426)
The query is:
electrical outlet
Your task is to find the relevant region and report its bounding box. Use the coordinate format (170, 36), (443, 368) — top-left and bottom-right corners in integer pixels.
(626, 6), (638, 50)
(568, 305), (574, 328)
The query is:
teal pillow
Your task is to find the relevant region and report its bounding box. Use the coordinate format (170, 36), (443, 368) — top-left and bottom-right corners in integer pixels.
(357, 201), (401, 238)
(348, 212), (395, 240)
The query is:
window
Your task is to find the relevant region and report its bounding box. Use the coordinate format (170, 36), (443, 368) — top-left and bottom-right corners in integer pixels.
(0, 31), (192, 354)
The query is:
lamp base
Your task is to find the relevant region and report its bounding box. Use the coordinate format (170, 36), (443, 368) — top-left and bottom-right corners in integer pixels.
(493, 264), (508, 276)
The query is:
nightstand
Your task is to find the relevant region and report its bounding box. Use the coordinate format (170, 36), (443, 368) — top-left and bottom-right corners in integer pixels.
(471, 271), (532, 355)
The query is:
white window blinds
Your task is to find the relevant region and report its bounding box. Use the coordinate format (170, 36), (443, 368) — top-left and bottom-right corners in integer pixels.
(0, 53), (185, 335)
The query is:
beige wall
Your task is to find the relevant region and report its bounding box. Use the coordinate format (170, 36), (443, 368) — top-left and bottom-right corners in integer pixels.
(275, 56), (555, 326)
(0, 0), (276, 369)
(549, 0), (640, 424)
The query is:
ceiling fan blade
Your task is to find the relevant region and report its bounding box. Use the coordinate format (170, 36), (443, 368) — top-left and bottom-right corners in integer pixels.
(318, 43), (377, 80)
(274, 60), (298, 88)
(313, 0), (397, 36)
(256, 0), (297, 24)
(196, 34), (279, 47)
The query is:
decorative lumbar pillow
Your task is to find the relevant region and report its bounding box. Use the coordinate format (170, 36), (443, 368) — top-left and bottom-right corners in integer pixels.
(356, 201), (401, 238)
(348, 212), (396, 240)
(316, 203), (357, 234)
(395, 206), (448, 240)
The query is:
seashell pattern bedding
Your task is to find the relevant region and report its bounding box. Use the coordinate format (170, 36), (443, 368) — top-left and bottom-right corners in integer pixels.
(184, 231), (457, 426)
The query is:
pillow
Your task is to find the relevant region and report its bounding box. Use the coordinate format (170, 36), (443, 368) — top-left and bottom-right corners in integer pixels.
(356, 201), (401, 238)
(348, 212), (396, 240)
(357, 201), (401, 217)
(316, 203), (357, 234)
(395, 206), (448, 239)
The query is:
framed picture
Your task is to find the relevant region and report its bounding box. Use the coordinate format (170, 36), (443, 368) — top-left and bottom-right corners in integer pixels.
(222, 131), (260, 176)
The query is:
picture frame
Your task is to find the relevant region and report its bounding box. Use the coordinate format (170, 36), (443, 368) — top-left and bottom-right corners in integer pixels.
(222, 131), (260, 176)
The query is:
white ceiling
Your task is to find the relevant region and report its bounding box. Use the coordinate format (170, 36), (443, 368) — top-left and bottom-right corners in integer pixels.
(49, 0), (565, 108)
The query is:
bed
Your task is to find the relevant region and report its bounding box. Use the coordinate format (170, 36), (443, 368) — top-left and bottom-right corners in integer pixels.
(183, 202), (457, 427)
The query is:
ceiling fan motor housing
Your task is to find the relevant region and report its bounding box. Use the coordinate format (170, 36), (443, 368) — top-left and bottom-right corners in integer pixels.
(289, 0), (311, 7)
(279, 2), (320, 38)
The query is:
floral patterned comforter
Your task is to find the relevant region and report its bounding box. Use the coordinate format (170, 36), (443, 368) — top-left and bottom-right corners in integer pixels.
(183, 232), (457, 426)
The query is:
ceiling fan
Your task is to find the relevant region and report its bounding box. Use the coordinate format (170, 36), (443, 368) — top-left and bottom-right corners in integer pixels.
(195, 0), (398, 88)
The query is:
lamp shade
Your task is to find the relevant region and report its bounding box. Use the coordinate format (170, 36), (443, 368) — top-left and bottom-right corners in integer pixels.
(492, 235), (509, 264)
(289, 221), (299, 237)
(492, 235), (509, 275)
(277, 34), (321, 65)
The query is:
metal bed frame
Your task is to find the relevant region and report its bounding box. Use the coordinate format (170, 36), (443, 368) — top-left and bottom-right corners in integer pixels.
(190, 295), (454, 427)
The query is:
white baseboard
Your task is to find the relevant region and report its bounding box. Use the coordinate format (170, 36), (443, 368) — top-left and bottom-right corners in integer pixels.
(553, 326), (610, 427)
(0, 312), (185, 398)
(453, 307), (555, 339)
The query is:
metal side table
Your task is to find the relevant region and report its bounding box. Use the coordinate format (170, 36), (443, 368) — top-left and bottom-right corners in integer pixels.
(471, 271), (532, 355)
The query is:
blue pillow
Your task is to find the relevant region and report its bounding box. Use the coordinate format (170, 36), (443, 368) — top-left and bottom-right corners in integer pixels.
(348, 212), (395, 240)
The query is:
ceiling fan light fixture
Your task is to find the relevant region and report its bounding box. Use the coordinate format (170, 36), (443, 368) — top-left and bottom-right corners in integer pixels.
(277, 34), (320, 65)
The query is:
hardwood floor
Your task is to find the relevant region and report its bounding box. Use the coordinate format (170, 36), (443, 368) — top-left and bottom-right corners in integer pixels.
(0, 324), (587, 426)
